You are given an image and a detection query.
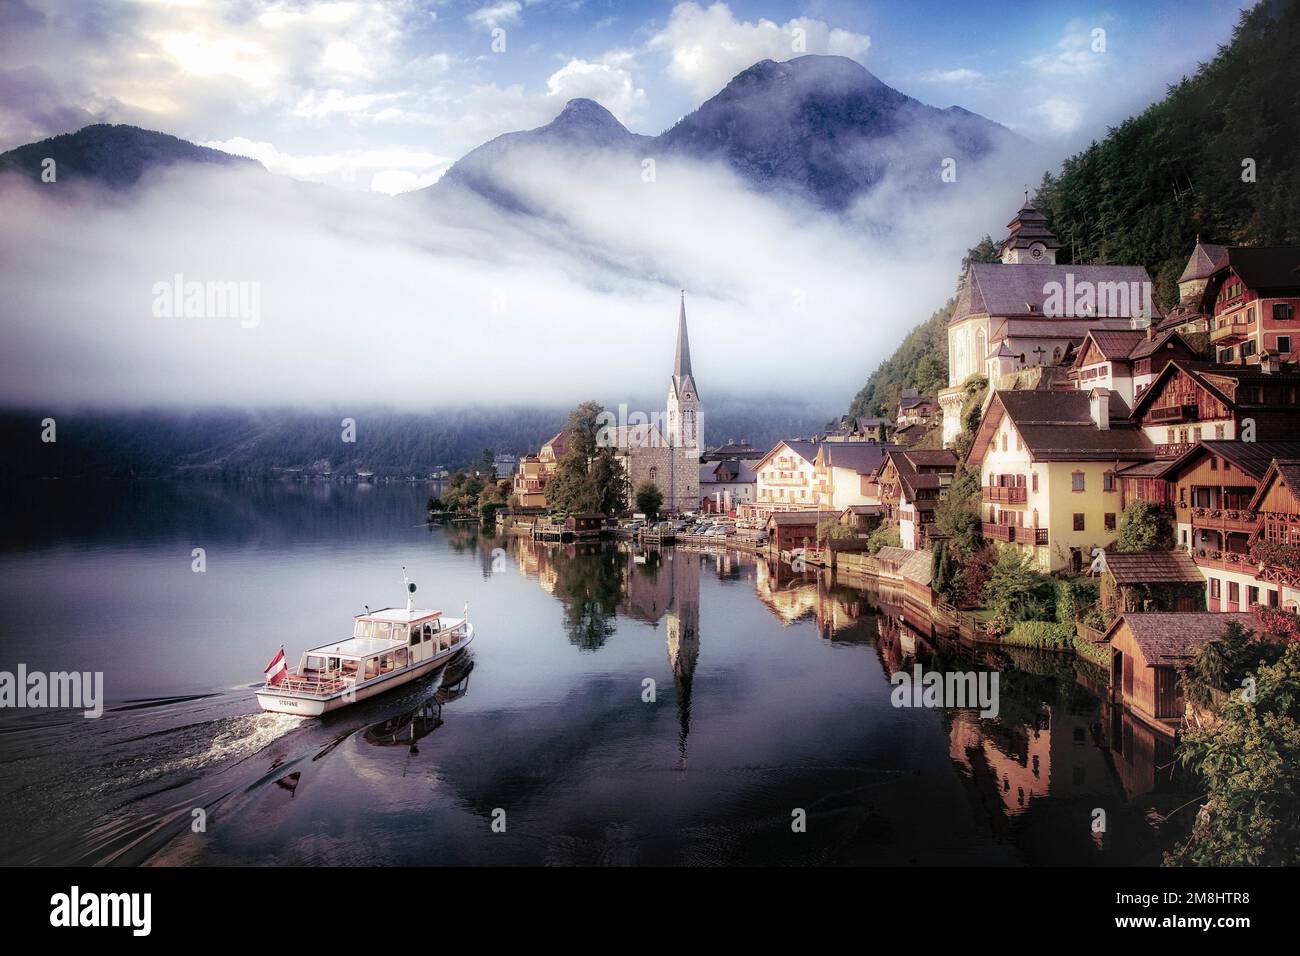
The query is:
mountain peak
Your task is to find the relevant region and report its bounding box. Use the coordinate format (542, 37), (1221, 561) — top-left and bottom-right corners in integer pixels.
(549, 98), (626, 131)
(0, 123), (260, 188)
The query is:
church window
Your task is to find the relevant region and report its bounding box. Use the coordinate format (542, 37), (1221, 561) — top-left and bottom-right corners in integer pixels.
(649, 467), (657, 485)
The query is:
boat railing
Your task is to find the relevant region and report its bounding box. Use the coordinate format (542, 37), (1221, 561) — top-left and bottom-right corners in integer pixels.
(274, 673), (352, 695)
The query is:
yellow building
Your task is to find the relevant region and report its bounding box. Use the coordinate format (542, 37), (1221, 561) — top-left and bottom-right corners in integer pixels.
(811, 442), (895, 511)
(968, 388), (1154, 573)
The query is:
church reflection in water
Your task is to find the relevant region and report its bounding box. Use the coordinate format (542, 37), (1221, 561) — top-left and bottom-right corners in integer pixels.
(500, 534), (1193, 859)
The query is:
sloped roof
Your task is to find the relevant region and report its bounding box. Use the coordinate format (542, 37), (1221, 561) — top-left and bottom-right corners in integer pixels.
(1081, 329), (1146, 361)
(1104, 612), (1255, 664)
(974, 390), (1153, 463)
(701, 459), (757, 484)
(1128, 328), (1192, 360)
(1247, 458), (1300, 512)
(1157, 440), (1300, 481)
(884, 448), (958, 500)
(874, 546), (933, 586)
(955, 263), (1158, 321)
(1227, 247), (1300, 292)
(766, 510), (823, 526)
(1130, 360), (1300, 418)
(1102, 551), (1203, 585)
(841, 504), (882, 516)
(1177, 241), (1228, 283)
(823, 442), (898, 476)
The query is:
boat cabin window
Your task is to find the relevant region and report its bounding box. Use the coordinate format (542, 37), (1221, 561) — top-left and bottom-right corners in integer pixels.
(409, 627), (420, 647)
(353, 620), (395, 640)
(421, 624), (433, 643)
(305, 655), (327, 674)
(364, 658), (379, 680)
(396, 648), (407, 668)
(380, 653), (395, 674)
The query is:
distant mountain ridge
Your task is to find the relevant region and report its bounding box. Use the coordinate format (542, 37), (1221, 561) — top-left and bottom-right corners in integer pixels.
(0, 55), (1018, 211)
(432, 55), (1021, 212)
(0, 123), (261, 188)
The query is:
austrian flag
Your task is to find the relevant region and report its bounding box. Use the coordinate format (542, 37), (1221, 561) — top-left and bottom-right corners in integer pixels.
(264, 647), (288, 685)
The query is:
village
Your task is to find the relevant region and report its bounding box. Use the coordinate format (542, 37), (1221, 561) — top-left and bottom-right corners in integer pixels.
(484, 194), (1300, 749)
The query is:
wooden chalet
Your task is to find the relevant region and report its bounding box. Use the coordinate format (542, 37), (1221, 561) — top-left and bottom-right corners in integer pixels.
(1104, 612), (1255, 730)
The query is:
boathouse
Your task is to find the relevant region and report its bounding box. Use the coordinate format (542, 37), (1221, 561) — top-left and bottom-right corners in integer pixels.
(1103, 612), (1254, 728)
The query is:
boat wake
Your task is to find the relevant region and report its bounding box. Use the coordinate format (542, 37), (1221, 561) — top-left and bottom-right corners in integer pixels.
(152, 710), (309, 776)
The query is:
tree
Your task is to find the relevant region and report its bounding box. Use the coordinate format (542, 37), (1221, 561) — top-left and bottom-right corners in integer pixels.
(986, 546), (1056, 627)
(1177, 620), (1287, 710)
(867, 524), (900, 554)
(1168, 642), (1300, 866)
(1113, 501), (1175, 552)
(818, 519), (855, 543)
(933, 463), (983, 558)
(477, 448), (496, 479)
(635, 482), (663, 519)
(546, 401), (629, 517)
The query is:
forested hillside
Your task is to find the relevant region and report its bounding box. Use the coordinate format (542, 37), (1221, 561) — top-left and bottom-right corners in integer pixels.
(848, 0), (1300, 418)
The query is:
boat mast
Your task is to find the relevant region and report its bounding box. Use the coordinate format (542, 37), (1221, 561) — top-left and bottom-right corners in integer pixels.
(401, 566), (416, 613)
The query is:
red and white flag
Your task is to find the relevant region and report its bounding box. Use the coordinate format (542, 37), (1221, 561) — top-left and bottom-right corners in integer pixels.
(264, 647), (288, 685)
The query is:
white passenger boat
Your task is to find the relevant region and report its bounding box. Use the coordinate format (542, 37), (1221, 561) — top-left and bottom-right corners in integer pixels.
(256, 570), (474, 716)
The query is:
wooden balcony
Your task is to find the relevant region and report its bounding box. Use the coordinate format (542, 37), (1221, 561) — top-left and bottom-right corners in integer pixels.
(1155, 442), (1195, 459)
(1190, 547), (1255, 574)
(982, 485), (1027, 504)
(1210, 317), (1255, 344)
(1190, 507), (1261, 534)
(1148, 404), (1198, 424)
(982, 521), (1016, 542)
(982, 522), (1048, 545)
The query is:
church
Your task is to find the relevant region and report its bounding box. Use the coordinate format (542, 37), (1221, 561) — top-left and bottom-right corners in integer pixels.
(609, 293), (703, 514)
(938, 197), (1160, 446)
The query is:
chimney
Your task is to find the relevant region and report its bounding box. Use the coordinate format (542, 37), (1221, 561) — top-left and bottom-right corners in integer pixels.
(1089, 387), (1110, 430)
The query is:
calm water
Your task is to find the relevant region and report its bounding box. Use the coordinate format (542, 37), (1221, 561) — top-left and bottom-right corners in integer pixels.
(0, 482), (1191, 865)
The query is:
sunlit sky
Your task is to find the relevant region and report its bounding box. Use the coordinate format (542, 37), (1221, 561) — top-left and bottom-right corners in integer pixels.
(0, 0), (1253, 193)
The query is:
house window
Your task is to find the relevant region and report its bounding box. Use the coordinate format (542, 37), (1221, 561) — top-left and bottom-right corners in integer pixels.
(1104, 513), (1116, 531)
(1167, 428), (1176, 443)
(1215, 424), (1226, 438)
(1248, 586), (1259, 607)
(1073, 513), (1085, 531)
(1031, 473), (1038, 493)
(1209, 578), (1220, 599)
(1242, 339), (1257, 358)
(1103, 472), (1115, 492)
(1275, 303), (1293, 321)
(1071, 471), (1085, 492)
(1032, 508), (1039, 528)
(1228, 581), (1240, 605)
(1001, 434), (1008, 451)
(1192, 426), (1202, 442)
(1219, 348), (1234, 363)
(1278, 335), (1292, 354)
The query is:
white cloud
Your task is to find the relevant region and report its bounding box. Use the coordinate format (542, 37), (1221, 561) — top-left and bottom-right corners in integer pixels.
(468, 1), (522, 31)
(201, 137), (453, 193)
(647, 2), (871, 98)
(545, 58), (647, 124)
(1027, 98), (1084, 135)
(1025, 19), (1109, 77)
(918, 68), (982, 84)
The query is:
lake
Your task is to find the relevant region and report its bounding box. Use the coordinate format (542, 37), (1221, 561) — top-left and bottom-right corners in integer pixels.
(0, 482), (1190, 865)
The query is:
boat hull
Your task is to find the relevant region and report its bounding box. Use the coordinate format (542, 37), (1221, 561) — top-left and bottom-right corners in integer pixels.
(256, 626), (473, 716)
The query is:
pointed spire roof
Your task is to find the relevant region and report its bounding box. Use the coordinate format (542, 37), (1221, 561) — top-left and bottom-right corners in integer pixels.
(1178, 239), (1229, 283)
(671, 290), (698, 400)
(674, 290), (693, 380)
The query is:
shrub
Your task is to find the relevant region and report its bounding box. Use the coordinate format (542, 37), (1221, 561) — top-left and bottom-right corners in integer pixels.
(1004, 620), (1075, 649)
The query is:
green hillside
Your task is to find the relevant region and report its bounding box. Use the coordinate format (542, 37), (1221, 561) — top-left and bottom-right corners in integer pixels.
(848, 0), (1300, 418)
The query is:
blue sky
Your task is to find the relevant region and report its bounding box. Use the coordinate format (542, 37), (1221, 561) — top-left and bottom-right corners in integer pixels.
(0, 0), (1258, 191)
(0, 0), (1254, 192)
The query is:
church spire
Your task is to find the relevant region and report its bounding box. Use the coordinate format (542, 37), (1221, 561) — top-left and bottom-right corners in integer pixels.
(674, 289), (693, 382)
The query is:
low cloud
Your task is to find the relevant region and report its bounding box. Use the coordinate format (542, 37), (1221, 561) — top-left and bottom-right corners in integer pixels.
(0, 127), (1042, 413)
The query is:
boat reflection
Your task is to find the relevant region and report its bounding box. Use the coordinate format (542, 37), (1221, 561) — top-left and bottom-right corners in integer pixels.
(362, 657), (475, 752)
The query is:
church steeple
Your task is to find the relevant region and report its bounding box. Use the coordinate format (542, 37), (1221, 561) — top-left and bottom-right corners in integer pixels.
(666, 290), (700, 453)
(673, 290), (694, 390)
(999, 195), (1062, 264)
